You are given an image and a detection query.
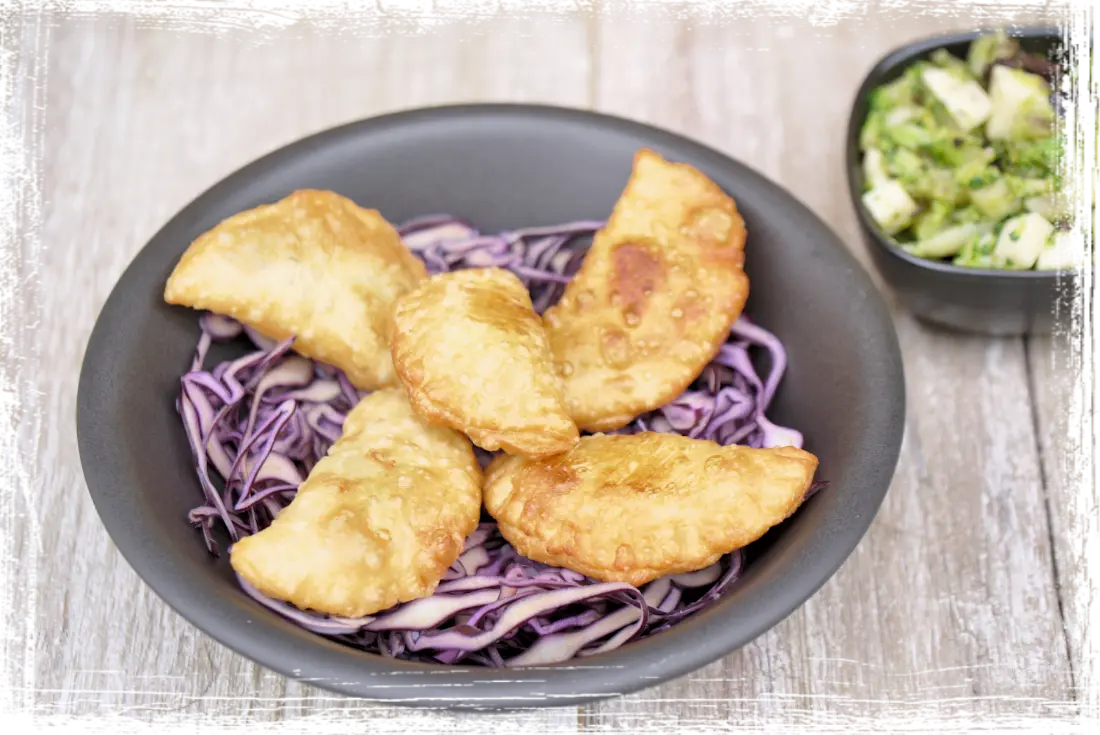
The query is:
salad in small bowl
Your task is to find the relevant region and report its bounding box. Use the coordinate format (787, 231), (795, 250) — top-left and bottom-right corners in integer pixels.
(846, 28), (1082, 335)
(862, 28), (1095, 272)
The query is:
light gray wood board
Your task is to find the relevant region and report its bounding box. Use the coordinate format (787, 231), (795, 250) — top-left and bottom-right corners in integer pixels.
(1028, 327), (1093, 709)
(15, 2), (1079, 728)
(1021, 6), (1100, 704)
(580, 3), (1075, 728)
(31, 11), (588, 728)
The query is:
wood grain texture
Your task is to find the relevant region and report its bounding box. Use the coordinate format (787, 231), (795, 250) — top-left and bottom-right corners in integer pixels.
(7, 1), (1081, 729)
(31, 9), (589, 728)
(579, 4), (1075, 727)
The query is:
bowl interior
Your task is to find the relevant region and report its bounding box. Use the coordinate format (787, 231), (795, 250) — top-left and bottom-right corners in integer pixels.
(845, 27), (1064, 278)
(77, 104), (905, 707)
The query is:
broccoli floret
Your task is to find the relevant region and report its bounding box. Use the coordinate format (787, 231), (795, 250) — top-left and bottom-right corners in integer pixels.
(998, 137), (1059, 178)
(953, 230), (1002, 268)
(961, 163), (1002, 193)
(864, 104), (950, 154)
(928, 134), (991, 168)
(891, 123), (935, 149)
(931, 48), (975, 79)
(952, 150), (998, 187)
(869, 65), (925, 111)
(859, 109), (887, 152)
(913, 199), (954, 241)
(914, 167), (960, 203)
(885, 147), (925, 179)
(1005, 175), (1054, 198)
(967, 30), (1019, 78)
(970, 177), (1021, 221)
(906, 222), (992, 259)
(949, 206), (986, 225)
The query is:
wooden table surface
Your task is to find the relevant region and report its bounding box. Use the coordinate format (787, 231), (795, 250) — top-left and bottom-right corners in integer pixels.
(6, 2), (1088, 731)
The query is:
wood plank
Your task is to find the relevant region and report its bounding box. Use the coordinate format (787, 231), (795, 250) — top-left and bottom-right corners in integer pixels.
(1020, 2), (1100, 730)
(581, 4), (1075, 728)
(31, 10), (589, 726)
(18, 1), (1082, 729)
(1027, 326), (1093, 712)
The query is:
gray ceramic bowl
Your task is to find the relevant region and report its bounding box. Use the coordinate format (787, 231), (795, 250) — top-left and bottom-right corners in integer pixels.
(77, 104), (905, 709)
(846, 27), (1078, 336)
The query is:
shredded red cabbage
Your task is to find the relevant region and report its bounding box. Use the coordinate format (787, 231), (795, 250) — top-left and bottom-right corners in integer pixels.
(177, 217), (823, 667)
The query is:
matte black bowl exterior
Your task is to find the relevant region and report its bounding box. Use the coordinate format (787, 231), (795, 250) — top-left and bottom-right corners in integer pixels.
(846, 27), (1078, 336)
(77, 104), (905, 709)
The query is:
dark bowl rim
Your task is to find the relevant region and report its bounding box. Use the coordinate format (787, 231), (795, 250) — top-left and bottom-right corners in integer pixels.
(844, 25), (1073, 281)
(77, 102), (907, 709)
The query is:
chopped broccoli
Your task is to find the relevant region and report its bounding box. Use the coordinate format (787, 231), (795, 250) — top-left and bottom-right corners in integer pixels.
(928, 135), (991, 168)
(884, 147), (925, 180)
(870, 104), (940, 150)
(870, 65), (924, 111)
(970, 178), (1021, 221)
(962, 163), (1002, 191)
(1006, 175), (1054, 198)
(931, 48), (974, 78)
(953, 230), (1002, 268)
(858, 30), (1070, 270)
(883, 148), (958, 203)
(998, 136), (1059, 178)
(967, 29), (1019, 78)
(906, 222), (992, 259)
(913, 199), (954, 241)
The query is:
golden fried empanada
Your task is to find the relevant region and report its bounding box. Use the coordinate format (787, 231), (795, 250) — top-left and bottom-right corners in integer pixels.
(229, 388), (482, 618)
(164, 190), (427, 390)
(542, 150), (750, 431)
(483, 433), (817, 586)
(391, 268), (579, 457)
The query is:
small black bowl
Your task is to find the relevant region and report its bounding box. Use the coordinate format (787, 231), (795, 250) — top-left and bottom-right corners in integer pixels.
(846, 27), (1078, 336)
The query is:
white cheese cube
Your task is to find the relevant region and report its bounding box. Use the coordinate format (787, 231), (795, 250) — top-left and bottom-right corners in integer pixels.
(986, 65), (1051, 141)
(1036, 231), (1085, 270)
(994, 212), (1055, 269)
(921, 66), (992, 132)
(862, 180), (919, 235)
(862, 148), (890, 188)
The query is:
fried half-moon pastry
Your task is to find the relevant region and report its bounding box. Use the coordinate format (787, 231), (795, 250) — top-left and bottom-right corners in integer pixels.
(391, 268), (579, 457)
(483, 432), (817, 586)
(164, 190), (427, 390)
(542, 149), (750, 431)
(229, 388), (482, 618)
